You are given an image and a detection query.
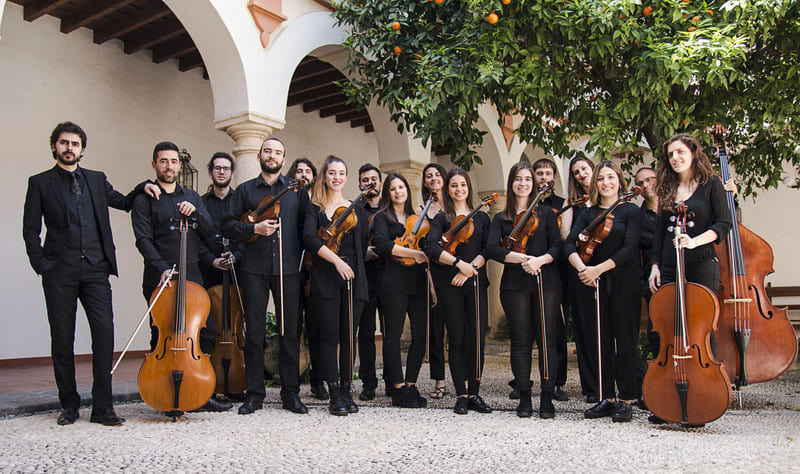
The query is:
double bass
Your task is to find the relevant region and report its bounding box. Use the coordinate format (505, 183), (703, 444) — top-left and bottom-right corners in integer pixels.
(138, 216), (216, 418)
(712, 136), (797, 388)
(208, 238), (246, 395)
(643, 203), (732, 425)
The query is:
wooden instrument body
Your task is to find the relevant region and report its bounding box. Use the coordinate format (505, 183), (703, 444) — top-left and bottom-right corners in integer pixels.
(576, 215), (614, 264)
(393, 214), (430, 266)
(502, 212), (539, 253)
(138, 280), (215, 412)
(440, 214), (474, 255)
(208, 281), (246, 394)
(317, 205), (358, 255)
(643, 281), (732, 425)
(714, 222), (797, 384)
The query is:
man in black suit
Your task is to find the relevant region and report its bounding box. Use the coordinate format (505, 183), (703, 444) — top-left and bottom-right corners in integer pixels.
(22, 121), (157, 426)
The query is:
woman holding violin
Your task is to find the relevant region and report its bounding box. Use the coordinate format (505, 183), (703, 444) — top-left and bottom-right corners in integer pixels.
(424, 168), (491, 415)
(564, 161), (642, 422)
(303, 155), (369, 416)
(487, 162), (562, 418)
(371, 172), (429, 408)
(419, 163), (448, 399)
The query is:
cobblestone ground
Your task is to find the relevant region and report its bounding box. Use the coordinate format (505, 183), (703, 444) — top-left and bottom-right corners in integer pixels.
(1, 345), (799, 472)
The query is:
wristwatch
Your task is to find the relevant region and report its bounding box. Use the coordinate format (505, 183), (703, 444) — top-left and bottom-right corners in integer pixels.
(453, 256), (461, 267)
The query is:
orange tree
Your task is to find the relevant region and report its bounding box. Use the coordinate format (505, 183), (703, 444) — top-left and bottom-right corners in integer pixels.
(333, 0), (800, 194)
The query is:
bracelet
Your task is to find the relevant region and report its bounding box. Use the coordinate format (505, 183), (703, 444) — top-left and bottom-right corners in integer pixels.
(453, 257), (461, 267)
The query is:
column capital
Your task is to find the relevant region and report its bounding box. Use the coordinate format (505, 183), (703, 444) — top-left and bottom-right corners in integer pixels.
(217, 113), (283, 185)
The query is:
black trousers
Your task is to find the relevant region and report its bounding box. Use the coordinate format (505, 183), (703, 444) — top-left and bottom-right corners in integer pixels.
(428, 302), (446, 381)
(240, 271), (302, 400)
(574, 269), (641, 401)
(314, 284), (365, 386)
(501, 285), (561, 393)
(301, 289), (322, 387)
(568, 267), (597, 398)
(380, 288), (427, 385)
(42, 259), (115, 410)
(438, 280), (488, 396)
(356, 293), (380, 388)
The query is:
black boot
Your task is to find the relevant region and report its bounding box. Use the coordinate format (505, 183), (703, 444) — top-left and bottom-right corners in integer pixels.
(407, 385), (427, 408)
(341, 382), (359, 414)
(539, 391), (555, 419)
(391, 385), (407, 407)
(516, 390), (533, 418)
(327, 382), (348, 416)
(311, 381), (329, 401)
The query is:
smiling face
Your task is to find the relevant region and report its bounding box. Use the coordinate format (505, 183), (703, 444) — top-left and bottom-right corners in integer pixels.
(666, 140), (695, 177)
(387, 177), (408, 206)
(534, 166), (555, 190)
(209, 157), (233, 188)
(448, 174), (470, 204)
(512, 168), (534, 199)
(153, 149), (181, 185)
(595, 166), (621, 202)
(324, 160), (347, 192)
(424, 166), (443, 192)
(635, 168), (657, 200)
(294, 162), (314, 185)
(571, 160), (593, 191)
(259, 139), (285, 175)
(360, 169), (381, 197)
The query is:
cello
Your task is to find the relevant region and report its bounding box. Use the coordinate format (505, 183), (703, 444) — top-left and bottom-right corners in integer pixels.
(138, 216), (216, 419)
(712, 135), (797, 389)
(208, 238), (246, 395)
(643, 203), (732, 425)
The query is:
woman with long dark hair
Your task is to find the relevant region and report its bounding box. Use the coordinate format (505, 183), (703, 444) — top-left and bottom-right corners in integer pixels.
(371, 172), (429, 408)
(487, 162), (562, 418)
(424, 168), (490, 415)
(303, 155), (369, 416)
(564, 160), (642, 422)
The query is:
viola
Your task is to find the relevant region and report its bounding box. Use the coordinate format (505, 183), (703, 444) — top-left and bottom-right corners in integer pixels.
(138, 216), (216, 416)
(240, 179), (305, 243)
(439, 193), (499, 255)
(502, 184), (551, 253)
(317, 183), (375, 254)
(392, 194), (437, 266)
(576, 187), (641, 264)
(712, 134), (797, 388)
(643, 203), (732, 425)
(208, 238), (246, 395)
(554, 195), (590, 230)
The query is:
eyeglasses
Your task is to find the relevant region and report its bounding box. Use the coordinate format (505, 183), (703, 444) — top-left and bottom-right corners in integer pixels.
(213, 166), (231, 173)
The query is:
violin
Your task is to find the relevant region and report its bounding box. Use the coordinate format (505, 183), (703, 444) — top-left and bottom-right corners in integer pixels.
(439, 193), (499, 255)
(576, 187), (641, 264)
(317, 183), (375, 254)
(554, 195), (590, 230)
(712, 132), (797, 388)
(240, 179), (305, 243)
(643, 203), (732, 425)
(208, 238), (246, 395)
(138, 216), (216, 416)
(502, 184), (551, 253)
(392, 194), (437, 266)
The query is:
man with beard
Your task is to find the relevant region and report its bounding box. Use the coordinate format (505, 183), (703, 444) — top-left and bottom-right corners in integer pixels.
(222, 137), (312, 415)
(131, 141), (230, 416)
(199, 152), (242, 289)
(23, 121), (159, 426)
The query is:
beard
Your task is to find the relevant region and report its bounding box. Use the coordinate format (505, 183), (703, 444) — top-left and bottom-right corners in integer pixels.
(156, 169), (177, 184)
(260, 159), (282, 175)
(53, 150), (81, 166)
(212, 176), (231, 188)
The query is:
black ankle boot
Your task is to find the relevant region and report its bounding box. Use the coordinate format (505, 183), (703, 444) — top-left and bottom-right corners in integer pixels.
(327, 382), (347, 416)
(341, 382), (359, 413)
(516, 390), (533, 418)
(539, 391), (555, 419)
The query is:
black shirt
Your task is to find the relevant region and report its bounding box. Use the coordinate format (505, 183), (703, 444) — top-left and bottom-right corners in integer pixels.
(55, 166), (104, 265)
(199, 188), (244, 288)
(131, 184), (213, 294)
(564, 202), (642, 269)
(362, 201), (381, 292)
(639, 201), (658, 283)
(486, 206), (562, 291)
(651, 176), (732, 270)
(222, 174), (310, 276)
(371, 210), (427, 296)
(425, 211), (490, 288)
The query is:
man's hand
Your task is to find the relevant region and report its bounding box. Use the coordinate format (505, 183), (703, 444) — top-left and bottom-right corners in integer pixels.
(159, 269), (174, 288)
(254, 218), (279, 236)
(144, 183), (161, 200)
(176, 201), (195, 216)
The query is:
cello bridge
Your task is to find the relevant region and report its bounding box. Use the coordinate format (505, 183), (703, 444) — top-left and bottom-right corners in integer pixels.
(671, 355), (692, 360)
(170, 347), (188, 351)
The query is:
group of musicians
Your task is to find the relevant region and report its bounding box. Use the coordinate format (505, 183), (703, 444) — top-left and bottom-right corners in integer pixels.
(24, 121), (737, 426)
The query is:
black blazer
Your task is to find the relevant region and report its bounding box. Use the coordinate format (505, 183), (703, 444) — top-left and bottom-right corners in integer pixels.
(22, 166), (143, 276)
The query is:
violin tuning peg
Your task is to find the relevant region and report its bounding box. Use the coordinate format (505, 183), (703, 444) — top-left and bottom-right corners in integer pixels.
(667, 226), (674, 233)
(669, 216), (676, 223)
(687, 221), (695, 228)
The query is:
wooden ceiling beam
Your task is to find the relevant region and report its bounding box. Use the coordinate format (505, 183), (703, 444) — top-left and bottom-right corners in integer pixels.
(178, 51), (204, 72)
(364, 124), (374, 133)
(152, 36), (196, 63)
(350, 117), (372, 128)
(318, 103), (354, 119)
(301, 94), (348, 113)
(287, 84), (342, 107)
(336, 109), (369, 123)
(24, 0), (71, 22)
(292, 60), (335, 82)
(61, 0), (136, 34)
(93, 3), (171, 44)
(288, 70), (344, 95)
(123, 21), (186, 54)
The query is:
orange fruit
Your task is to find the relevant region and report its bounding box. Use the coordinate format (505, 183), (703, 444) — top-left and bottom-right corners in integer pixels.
(643, 6), (653, 17)
(688, 26), (696, 32)
(394, 46), (402, 54)
(692, 16), (699, 22)
(706, 9), (714, 15)
(435, 0), (443, 3)
(488, 12), (499, 23)
(502, 0), (511, 4)
(391, 21), (401, 30)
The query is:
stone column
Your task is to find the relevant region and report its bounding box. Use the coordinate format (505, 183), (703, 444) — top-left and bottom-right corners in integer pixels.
(380, 159), (426, 206)
(215, 112), (285, 185)
(478, 190), (507, 340)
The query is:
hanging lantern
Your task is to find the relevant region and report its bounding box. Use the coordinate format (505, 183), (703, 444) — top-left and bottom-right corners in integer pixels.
(179, 148), (198, 191)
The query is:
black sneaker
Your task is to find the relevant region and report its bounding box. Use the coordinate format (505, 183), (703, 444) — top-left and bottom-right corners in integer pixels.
(584, 400), (614, 419)
(611, 401), (632, 423)
(57, 408), (79, 426)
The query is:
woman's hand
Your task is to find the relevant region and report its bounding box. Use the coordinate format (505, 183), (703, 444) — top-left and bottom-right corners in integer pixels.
(334, 257), (355, 281)
(413, 250), (428, 264)
(505, 251), (528, 265)
(521, 256), (545, 275)
(451, 261), (478, 287)
(648, 265), (661, 293)
(578, 265), (603, 286)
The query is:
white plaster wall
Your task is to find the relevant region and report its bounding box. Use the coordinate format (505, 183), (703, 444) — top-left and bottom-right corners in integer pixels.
(0, 4), (232, 360)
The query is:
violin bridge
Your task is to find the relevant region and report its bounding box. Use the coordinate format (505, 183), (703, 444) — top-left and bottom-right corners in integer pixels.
(723, 298), (753, 304)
